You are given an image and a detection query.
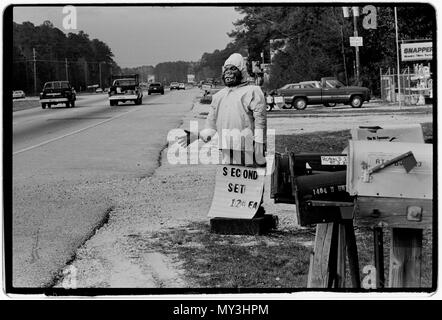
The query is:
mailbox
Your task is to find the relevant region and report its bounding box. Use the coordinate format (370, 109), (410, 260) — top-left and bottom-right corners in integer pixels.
(271, 152), (347, 203)
(347, 140), (433, 228)
(271, 152), (352, 226)
(292, 171), (354, 226)
(350, 124), (425, 143)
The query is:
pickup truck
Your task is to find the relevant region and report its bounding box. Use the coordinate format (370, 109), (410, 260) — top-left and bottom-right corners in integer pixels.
(267, 77), (370, 111)
(40, 81), (76, 109)
(108, 74), (143, 106)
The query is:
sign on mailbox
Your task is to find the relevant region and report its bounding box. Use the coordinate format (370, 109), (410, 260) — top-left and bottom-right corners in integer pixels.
(346, 141), (432, 199)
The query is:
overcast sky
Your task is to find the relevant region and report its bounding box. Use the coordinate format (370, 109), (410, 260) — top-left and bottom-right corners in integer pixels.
(13, 5), (243, 68)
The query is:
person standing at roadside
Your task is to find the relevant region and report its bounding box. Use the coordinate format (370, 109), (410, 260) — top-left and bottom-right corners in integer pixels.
(178, 53), (267, 167)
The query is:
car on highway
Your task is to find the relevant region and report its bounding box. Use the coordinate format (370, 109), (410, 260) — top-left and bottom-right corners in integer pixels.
(148, 82), (165, 95)
(170, 82), (180, 90)
(40, 81), (76, 109)
(13, 90), (26, 99)
(108, 74), (143, 106)
(267, 77), (370, 111)
(178, 83), (186, 90)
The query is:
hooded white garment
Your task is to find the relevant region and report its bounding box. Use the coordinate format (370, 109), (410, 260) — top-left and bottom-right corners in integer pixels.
(200, 53), (266, 151)
(222, 52), (250, 83)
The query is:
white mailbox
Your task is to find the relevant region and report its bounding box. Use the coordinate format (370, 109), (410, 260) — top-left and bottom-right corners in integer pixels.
(347, 140), (433, 228)
(350, 124), (425, 143)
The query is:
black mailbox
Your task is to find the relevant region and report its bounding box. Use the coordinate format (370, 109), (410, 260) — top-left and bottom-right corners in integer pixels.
(271, 152), (354, 226)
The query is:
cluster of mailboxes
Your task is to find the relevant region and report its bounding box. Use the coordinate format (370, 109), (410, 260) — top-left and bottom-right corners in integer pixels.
(270, 124), (433, 228)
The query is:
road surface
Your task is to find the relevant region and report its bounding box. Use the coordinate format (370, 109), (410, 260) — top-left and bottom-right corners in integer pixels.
(12, 89), (198, 287)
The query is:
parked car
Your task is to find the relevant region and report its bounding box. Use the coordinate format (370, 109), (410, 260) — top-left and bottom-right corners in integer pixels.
(148, 82), (165, 95)
(108, 74), (143, 106)
(40, 81), (76, 109)
(95, 88), (103, 93)
(178, 83), (186, 90)
(13, 90), (26, 99)
(170, 82), (180, 90)
(268, 77), (370, 111)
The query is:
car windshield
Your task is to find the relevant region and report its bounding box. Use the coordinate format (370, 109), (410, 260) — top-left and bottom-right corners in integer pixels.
(150, 83), (161, 87)
(44, 82), (69, 89)
(325, 79), (345, 88)
(113, 79), (136, 86)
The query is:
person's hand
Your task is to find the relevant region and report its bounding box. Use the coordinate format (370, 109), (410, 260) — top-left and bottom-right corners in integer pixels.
(176, 130), (198, 147)
(254, 142), (266, 166)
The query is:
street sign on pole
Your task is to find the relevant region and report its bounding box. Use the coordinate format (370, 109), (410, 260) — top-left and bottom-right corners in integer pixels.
(350, 36), (363, 47)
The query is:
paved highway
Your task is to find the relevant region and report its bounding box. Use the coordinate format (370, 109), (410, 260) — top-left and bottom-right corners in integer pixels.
(11, 88), (198, 287)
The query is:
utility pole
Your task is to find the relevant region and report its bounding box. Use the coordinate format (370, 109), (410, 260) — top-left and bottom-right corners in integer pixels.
(352, 7), (360, 85)
(33, 48), (37, 95)
(394, 7), (402, 108)
(65, 58), (69, 81)
(84, 60), (88, 89)
(99, 62), (102, 89)
(340, 25), (349, 85)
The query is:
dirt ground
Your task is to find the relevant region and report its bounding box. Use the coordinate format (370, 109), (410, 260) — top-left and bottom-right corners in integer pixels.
(54, 100), (433, 289)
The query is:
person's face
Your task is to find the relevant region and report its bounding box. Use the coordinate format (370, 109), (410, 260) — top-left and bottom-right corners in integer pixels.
(222, 65), (242, 87)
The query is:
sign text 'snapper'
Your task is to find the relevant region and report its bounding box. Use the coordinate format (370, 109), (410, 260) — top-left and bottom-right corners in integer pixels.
(400, 42), (432, 61)
(207, 165), (266, 219)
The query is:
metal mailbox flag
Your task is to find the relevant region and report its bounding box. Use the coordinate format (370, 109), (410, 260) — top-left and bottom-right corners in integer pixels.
(207, 165), (266, 219)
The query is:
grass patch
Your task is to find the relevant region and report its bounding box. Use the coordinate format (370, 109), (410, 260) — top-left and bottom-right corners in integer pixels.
(275, 122), (433, 154)
(149, 223), (313, 289)
(13, 99), (40, 112)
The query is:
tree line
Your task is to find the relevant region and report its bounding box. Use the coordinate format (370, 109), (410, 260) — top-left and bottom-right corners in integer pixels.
(13, 20), (121, 93)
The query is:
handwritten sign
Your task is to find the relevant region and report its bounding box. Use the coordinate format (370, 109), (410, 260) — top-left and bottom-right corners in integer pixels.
(207, 165), (266, 219)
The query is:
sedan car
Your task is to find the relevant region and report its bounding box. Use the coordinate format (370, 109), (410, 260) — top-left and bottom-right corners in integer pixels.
(178, 83), (186, 90)
(13, 90), (26, 99)
(170, 82), (180, 90)
(148, 82), (164, 95)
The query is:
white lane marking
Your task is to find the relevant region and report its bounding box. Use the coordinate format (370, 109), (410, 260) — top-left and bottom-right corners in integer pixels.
(13, 106), (142, 156)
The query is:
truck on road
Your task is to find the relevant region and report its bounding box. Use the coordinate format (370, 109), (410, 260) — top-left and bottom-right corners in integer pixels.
(40, 81), (76, 109)
(108, 74), (143, 106)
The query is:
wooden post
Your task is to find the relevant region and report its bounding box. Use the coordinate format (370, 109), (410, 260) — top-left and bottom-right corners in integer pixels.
(344, 220), (361, 288)
(335, 224), (347, 288)
(389, 228), (423, 287)
(307, 223), (335, 288)
(374, 227), (385, 288)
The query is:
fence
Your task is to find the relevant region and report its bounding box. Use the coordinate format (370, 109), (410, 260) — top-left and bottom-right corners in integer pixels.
(380, 66), (432, 106)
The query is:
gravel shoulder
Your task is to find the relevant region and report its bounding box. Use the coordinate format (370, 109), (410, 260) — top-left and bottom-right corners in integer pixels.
(55, 101), (433, 289)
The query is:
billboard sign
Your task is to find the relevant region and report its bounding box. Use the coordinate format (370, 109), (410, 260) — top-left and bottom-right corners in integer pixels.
(401, 42), (432, 61)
